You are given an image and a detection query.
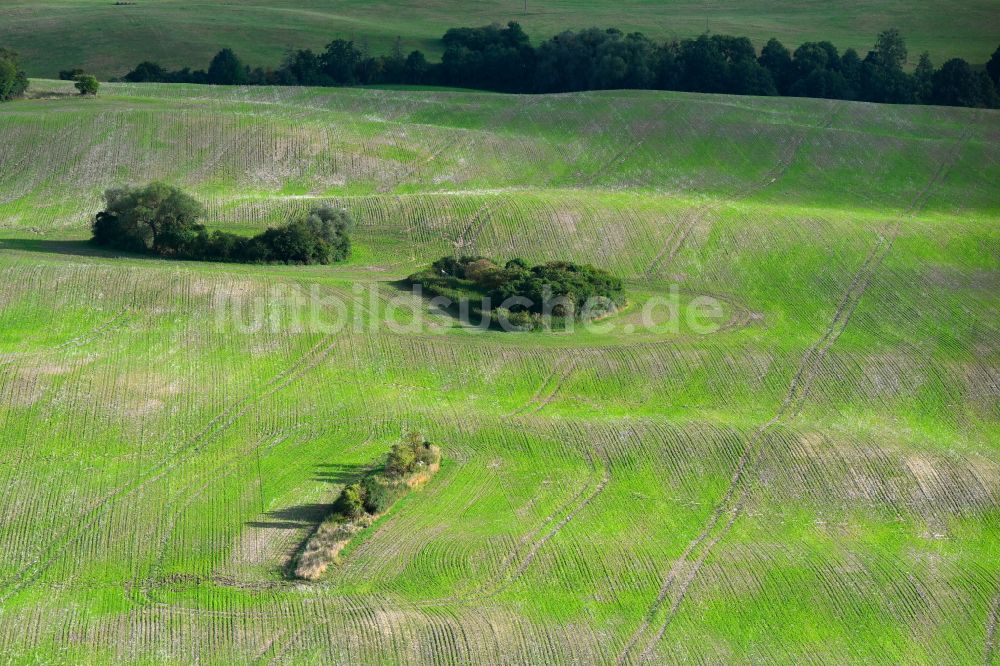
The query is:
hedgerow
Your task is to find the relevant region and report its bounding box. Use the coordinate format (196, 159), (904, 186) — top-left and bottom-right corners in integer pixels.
(295, 434), (441, 580)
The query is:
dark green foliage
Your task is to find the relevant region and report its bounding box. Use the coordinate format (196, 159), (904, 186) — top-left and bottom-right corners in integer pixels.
(321, 40), (363, 85)
(931, 58), (998, 107)
(988, 45), (1000, 87)
(360, 476), (402, 515)
(91, 184), (352, 264)
(124, 61), (169, 83)
(534, 27), (657, 92)
(442, 22), (534, 92)
(116, 27), (999, 108)
(914, 52), (934, 103)
(412, 256), (625, 326)
(207, 48), (247, 85)
(385, 432), (438, 479)
(329, 434), (439, 520)
(0, 48), (29, 101)
(251, 205), (352, 264)
(74, 74), (99, 95)
(758, 39), (794, 94)
(332, 483), (366, 520)
(59, 68), (85, 81)
(92, 182), (205, 255)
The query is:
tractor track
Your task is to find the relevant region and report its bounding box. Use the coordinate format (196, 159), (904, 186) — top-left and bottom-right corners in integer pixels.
(617, 126), (972, 664)
(0, 321), (344, 605)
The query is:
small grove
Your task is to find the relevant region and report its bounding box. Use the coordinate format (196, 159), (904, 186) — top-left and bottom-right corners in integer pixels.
(91, 182), (352, 264)
(408, 255), (625, 329)
(112, 26), (1000, 109)
(295, 434), (441, 580)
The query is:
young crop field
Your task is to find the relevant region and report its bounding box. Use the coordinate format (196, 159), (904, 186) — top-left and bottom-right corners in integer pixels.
(1, 0), (999, 78)
(0, 80), (998, 663)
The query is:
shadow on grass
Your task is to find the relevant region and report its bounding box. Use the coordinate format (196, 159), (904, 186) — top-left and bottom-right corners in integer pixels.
(246, 462), (367, 530)
(0, 238), (140, 259)
(246, 504), (333, 529)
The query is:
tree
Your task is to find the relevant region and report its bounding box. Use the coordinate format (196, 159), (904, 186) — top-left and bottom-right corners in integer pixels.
(0, 48), (29, 101)
(873, 28), (908, 70)
(321, 40), (362, 85)
(987, 45), (1000, 87)
(74, 74), (99, 95)
(859, 29), (915, 103)
(124, 61), (168, 83)
(758, 38), (794, 94)
(913, 52), (934, 103)
(931, 58), (987, 107)
(92, 182), (206, 254)
(403, 50), (429, 83)
(207, 48), (247, 85)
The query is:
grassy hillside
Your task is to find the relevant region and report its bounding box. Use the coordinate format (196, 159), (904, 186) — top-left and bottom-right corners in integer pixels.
(0, 81), (998, 663)
(1, 0), (998, 78)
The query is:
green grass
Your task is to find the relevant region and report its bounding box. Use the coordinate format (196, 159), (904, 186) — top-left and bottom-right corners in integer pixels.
(0, 1), (998, 78)
(0, 80), (997, 663)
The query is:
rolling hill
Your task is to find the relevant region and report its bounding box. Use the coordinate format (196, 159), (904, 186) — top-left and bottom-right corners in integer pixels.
(0, 80), (998, 663)
(0, 0), (998, 78)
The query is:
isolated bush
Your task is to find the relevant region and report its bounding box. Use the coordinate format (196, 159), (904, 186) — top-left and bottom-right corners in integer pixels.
(74, 74), (100, 95)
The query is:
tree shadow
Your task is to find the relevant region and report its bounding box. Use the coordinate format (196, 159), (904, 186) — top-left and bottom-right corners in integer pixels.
(246, 503), (333, 529)
(246, 462), (367, 530)
(313, 462), (371, 485)
(0, 238), (141, 259)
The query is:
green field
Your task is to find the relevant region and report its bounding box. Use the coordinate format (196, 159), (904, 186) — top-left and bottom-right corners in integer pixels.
(1, 0), (999, 78)
(0, 79), (999, 663)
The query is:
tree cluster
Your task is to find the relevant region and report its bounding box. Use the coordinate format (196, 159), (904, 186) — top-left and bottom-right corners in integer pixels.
(118, 28), (1000, 108)
(0, 48), (29, 101)
(411, 255), (625, 327)
(91, 182), (352, 264)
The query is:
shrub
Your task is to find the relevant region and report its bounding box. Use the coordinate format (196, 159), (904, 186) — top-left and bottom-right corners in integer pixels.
(74, 74), (99, 96)
(385, 441), (417, 479)
(384, 432), (439, 479)
(332, 483), (366, 520)
(361, 476), (400, 515)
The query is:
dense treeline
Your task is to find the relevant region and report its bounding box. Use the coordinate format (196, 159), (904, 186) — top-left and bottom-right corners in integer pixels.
(119, 26), (1000, 108)
(409, 255), (625, 329)
(91, 182), (352, 264)
(0, 48), (29, 101)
